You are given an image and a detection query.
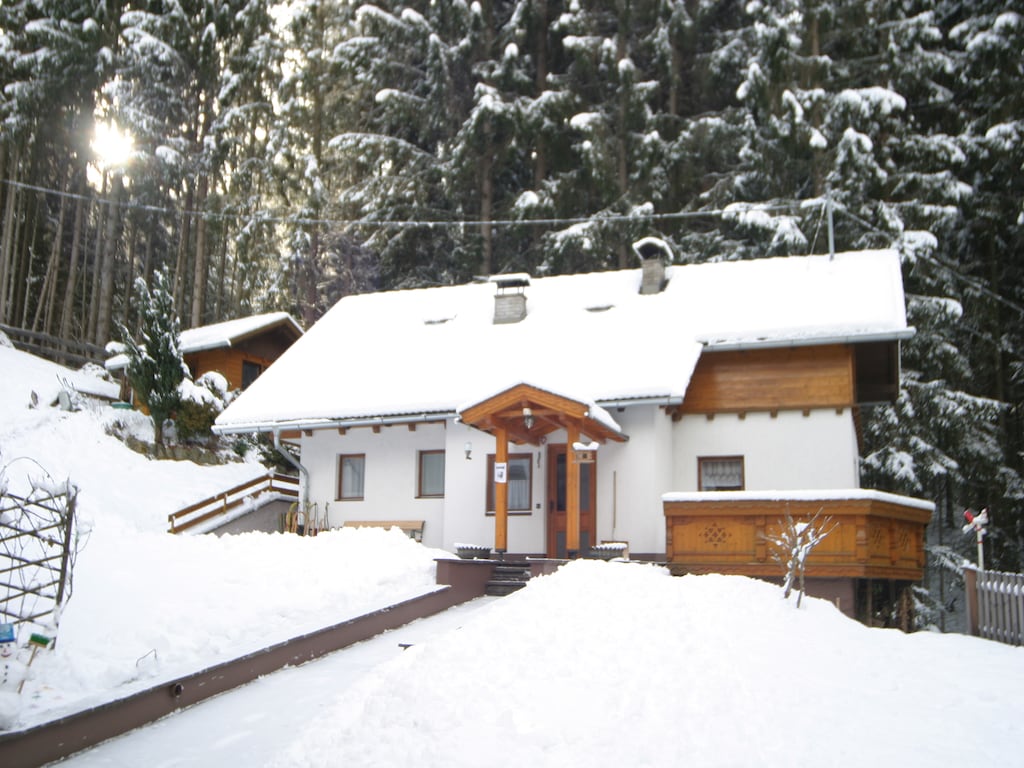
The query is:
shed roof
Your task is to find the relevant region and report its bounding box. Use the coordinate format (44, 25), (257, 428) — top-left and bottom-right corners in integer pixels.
(214, 250), (911, 434)
(107, 312), (303, 371)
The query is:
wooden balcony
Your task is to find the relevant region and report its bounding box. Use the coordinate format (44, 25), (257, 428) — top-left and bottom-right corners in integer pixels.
(663, 490), (934, 581)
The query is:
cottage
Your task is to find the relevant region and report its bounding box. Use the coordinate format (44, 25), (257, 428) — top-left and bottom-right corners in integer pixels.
(108, 312), (303, 400)
(214, 245), (933, 620)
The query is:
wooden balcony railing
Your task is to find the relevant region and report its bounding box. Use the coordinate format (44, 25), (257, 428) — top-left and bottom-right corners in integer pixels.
(663, 489), (934, 581)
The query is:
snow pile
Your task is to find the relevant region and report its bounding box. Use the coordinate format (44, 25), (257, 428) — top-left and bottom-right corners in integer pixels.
(270, 561), (1024, 768)
(27, 526), (442, 722)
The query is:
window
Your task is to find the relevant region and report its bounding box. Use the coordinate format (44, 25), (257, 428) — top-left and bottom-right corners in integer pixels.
(337, 454), (365, 500)
(418, 450), (445, 498)
(486, 453), (532, 513)
(699, 456), (745, 491)
(241, 360), (264, 389)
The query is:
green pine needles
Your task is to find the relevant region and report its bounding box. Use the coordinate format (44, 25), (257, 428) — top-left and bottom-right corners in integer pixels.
(118, 270), (187, 446)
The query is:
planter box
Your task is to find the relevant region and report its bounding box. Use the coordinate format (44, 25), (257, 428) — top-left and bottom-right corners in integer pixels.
(455, 545), (492, 560)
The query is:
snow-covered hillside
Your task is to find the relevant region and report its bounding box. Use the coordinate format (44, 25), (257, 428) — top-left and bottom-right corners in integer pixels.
(1, 341), (1022, 767)
(0, 341), (445, 727)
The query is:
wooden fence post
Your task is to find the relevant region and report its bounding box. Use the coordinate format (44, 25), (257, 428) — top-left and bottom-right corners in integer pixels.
(963, 565), (979, 637)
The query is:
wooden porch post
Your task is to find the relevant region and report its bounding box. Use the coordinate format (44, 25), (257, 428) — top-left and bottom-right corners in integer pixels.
(567, 422), (580, 557)
(495, 425), (508, 554)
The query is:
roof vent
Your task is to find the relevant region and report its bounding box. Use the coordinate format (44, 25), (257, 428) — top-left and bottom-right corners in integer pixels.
(491, 273), (530, 324)
(633, 237), (673, 295)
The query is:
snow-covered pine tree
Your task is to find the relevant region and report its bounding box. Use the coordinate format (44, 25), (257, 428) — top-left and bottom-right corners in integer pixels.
(324, 2), (470, 289)
(942, 1), (1024, 568)
(538, 0), (666, 274)
(118, 270), (187, 446)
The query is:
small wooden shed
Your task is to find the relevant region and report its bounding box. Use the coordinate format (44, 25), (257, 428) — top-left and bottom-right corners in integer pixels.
(107, 312), (303, 401)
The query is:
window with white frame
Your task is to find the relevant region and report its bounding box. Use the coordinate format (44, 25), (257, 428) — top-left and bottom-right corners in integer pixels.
(698, 456), (745, 491)
(337, 454), (365, 500)
(418, 450), (445, 498)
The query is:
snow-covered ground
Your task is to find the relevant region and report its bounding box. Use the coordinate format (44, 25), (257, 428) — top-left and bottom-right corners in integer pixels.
(1, 340), (1022, 767)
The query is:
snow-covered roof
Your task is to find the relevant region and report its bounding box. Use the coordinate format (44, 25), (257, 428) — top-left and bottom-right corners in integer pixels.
(215, 250), (910, 433)
(107, 312), (302, 371)
(662, 488), (935, 512)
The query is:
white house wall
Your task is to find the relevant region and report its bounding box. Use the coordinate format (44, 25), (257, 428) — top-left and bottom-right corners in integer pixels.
(303, 422), (449, 546)
(299, 404), (860, 557)
(591, 404), (673, 556)
(671, 409), (861, 491)
(443, 421), (546, 554)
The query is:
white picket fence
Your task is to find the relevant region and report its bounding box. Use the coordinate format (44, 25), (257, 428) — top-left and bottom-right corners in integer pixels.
(964, 567), (1024, 646)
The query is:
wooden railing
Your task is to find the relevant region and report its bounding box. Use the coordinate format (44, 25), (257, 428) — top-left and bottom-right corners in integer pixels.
(965, 567), (1024, 646)
(168, 473), (300, 534)
(0, 323), (106, 368)
(662, 490), (933, 581)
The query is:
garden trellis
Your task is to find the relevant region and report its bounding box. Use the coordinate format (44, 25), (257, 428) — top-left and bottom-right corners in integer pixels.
(0, 462), (79, 636)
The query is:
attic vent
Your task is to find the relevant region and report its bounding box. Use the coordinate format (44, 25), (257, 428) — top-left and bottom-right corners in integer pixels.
(633, 237), (673, 295)
(491, 273), (530, 324)
(586, 304), (614, 313)
(423, 317), (452, 325)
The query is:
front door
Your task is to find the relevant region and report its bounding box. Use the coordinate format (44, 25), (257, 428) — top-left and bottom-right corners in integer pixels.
(547, 444), (597, 558)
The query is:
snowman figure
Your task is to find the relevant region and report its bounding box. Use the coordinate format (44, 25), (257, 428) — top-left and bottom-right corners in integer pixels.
(0, 624), (25, 729)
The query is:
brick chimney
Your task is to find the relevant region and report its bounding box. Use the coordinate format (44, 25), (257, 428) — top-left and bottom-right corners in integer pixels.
(491, 274), (530, 324)
(633, 237), (673, 295)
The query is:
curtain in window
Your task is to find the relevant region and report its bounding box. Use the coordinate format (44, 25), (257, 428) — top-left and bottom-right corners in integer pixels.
(701, 458), (743, 491)
(420, 452), (445, 496)
(341, 456), (365, 498)
(508, 457), (529, 510)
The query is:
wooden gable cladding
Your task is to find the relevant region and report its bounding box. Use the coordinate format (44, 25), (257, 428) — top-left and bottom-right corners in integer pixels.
(663, 494), (932, 581)
(458, 383), (627, 446)
(678, 344), (855, 415)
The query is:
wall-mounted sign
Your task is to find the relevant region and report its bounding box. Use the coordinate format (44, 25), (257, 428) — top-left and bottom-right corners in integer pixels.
(494, 462), (508, 483)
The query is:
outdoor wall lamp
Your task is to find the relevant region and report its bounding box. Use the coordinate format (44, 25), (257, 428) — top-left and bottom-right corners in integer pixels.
(522, 407), (534, 430)
(464, 441), (473, 460)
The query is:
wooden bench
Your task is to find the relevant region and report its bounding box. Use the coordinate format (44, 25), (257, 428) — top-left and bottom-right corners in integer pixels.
(342, 520), (425, 542)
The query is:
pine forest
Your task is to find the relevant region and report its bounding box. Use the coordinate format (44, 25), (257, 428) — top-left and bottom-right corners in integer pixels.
(0, 1), (1022, 572)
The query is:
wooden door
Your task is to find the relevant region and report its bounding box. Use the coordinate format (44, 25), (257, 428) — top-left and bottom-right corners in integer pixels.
(547, 444), (597, 558)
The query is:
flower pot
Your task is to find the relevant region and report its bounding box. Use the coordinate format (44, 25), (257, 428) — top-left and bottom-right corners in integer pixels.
(455, 544), (492, 560)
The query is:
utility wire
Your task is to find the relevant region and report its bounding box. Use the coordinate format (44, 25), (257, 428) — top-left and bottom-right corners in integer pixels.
(7, 174), (1020, 317)
(0, 176), (805, 229)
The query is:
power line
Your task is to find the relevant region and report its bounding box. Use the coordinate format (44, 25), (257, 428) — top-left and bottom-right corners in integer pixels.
(0, 176), (802, 229)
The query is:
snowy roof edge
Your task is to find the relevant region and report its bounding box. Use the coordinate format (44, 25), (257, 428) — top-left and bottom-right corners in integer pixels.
(662, 488), (935, 511)
(213, 393), (688, 436)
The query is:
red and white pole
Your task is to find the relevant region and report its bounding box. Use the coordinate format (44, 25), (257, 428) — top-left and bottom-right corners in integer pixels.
(962, 508), (989, 571)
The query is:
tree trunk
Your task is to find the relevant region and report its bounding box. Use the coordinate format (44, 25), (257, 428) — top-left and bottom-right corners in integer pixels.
(17, 181), (47, 329)
(95, 173), (123, 346)
(32, 185), (67, 334)
(480, 127), (494, 276)
(60, 192), (87, 342)
(173, 185), (194, 322)
(0, 153), (20, 324)
(533, 0), (549, 188)
(87, 175), (109, 343)
(190, 174), (209, 328)
(616, 20), (630, 270)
